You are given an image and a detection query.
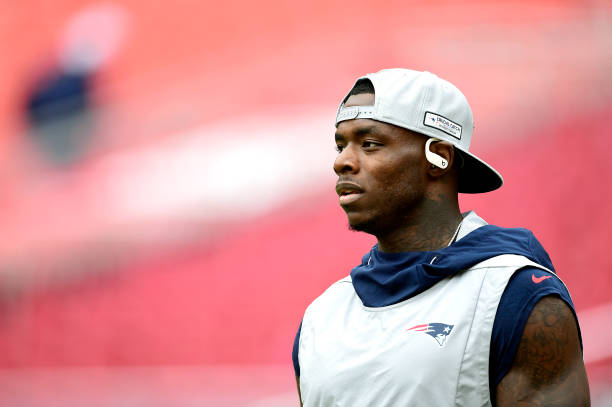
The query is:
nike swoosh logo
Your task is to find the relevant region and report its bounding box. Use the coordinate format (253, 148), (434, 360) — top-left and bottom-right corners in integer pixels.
(532, 274), (553, 284)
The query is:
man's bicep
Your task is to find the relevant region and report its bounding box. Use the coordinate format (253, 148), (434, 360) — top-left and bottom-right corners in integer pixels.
(495, 295), (590, 407)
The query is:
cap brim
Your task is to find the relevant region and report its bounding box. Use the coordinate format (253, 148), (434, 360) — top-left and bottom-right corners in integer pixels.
(456, 148), (503, 193)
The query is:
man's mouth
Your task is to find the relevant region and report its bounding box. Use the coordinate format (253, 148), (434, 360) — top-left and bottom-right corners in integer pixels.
(336, 181), (364, 205)
(339, 192), (362, 205)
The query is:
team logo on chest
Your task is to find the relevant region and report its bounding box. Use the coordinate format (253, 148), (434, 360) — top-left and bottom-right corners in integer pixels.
(406, 323), (455, 347)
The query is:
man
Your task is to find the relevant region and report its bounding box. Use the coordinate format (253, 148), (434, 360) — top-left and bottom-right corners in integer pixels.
(292, 69), (589, 406)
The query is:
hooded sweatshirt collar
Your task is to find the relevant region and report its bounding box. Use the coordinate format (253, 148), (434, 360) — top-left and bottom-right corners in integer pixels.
(350, 211), (554, 308)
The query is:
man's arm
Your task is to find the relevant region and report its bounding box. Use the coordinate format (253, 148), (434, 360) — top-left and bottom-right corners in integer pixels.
(296, 375), (303, 406)
(496, 296), (590, 406)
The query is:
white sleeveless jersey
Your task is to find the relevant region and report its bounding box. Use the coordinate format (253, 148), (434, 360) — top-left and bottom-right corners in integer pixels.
(298, 216), (553, 406)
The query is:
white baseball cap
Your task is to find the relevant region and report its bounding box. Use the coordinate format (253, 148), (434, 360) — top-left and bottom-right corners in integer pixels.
(335, 68), (503, 193)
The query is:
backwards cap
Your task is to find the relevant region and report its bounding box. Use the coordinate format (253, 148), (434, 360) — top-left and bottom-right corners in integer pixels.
(335, 68), (503, 193)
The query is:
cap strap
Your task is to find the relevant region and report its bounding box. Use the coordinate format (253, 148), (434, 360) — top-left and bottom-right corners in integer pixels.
(336, 106), (376, 125)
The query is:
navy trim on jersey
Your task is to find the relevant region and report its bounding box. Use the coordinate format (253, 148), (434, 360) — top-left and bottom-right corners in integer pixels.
(489, 266), (581, 405)
(293, 320), (302, 377)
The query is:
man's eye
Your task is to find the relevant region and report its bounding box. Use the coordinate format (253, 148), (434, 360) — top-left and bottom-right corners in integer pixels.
(335, 145), (345, 153)
(362, 141), (381, 148)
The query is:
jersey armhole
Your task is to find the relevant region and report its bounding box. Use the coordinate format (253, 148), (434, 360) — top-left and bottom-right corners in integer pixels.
(292, 320), (302, 377)
(489, 267), (580, 405)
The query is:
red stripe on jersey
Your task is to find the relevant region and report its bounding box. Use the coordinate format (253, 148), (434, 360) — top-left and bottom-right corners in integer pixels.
(406, 324), (429, 331)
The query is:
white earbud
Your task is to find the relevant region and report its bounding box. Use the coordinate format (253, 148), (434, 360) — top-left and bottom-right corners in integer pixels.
(425, 138), (448, 169)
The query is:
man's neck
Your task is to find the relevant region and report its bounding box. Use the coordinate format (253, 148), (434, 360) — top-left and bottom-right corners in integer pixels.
(376, 198), (463, 253)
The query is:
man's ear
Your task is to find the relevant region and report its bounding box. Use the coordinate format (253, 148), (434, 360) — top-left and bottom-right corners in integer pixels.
(425, 139), (455, 176)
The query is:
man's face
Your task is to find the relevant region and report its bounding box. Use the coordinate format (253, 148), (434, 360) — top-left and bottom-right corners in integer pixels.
(334, 93), (428, 235)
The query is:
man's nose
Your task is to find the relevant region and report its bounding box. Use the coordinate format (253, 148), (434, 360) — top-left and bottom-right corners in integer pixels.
(333, 145), (359, 175)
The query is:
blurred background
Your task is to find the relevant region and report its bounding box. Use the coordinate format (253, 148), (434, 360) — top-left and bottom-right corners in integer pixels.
(1, 0), (611, 405)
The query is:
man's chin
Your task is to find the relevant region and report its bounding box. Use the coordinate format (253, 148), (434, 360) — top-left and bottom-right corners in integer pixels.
(347, 217), (374, 234)
(348, 223), (364, 232)
(345, 209), (387, 235)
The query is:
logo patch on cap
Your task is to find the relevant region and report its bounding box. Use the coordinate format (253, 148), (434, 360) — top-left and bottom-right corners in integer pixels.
(424, 111), (462, 139)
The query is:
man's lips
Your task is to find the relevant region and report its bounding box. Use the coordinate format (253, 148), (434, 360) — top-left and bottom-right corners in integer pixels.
(336, 181), (365, 205)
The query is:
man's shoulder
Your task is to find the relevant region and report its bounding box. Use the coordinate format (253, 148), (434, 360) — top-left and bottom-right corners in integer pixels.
(496, 294), (588, 406)
(490, 265), (578, 393)
(456, 212), (555, 273)
(469, 253), (549, 272)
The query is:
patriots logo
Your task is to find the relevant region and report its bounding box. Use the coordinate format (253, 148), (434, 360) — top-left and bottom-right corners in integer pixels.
(406, 323), (454, 347)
